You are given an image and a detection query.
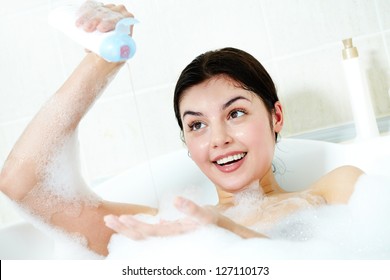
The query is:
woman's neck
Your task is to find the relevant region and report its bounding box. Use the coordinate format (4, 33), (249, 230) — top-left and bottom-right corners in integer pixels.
(259, 167), (284, 195)
(216, 167), (284, 206)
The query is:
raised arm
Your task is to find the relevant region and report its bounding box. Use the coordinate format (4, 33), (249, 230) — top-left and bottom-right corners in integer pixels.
(0, 1), (156, 256)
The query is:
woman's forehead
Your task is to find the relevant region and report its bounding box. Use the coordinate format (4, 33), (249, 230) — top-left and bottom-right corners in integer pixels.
(180, 76), (255, 104)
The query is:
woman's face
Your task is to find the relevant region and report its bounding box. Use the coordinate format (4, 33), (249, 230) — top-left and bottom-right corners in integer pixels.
(180, 76), (283, 193)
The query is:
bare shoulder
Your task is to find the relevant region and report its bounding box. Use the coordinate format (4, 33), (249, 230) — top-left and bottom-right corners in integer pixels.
(308, 165), (365, 204)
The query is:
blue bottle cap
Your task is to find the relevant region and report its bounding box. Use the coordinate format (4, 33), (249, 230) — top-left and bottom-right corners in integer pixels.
(99, 18), (139, 62)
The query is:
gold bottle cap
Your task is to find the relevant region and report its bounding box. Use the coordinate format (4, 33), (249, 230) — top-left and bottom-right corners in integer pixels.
(342, 38), (358, 59)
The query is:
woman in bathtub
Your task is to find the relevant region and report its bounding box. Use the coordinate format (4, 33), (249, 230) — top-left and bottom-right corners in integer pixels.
(0, 0), (363, 257)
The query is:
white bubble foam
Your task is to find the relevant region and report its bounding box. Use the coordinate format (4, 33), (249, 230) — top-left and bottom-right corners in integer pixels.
(6, 132), (103, 258)
(20, 133), (101, 221)
(3, 195), (102, 259)
(107, 174), (390, 260)
(222, 181), (264, 225)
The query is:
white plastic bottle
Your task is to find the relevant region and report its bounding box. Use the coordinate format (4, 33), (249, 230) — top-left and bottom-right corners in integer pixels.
(48, 3), (138, 62)
(342, 38), (379, 140)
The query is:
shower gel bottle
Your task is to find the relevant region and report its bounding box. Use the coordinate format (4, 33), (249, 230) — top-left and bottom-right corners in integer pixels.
(48, 3), (138, 62)
(342, 38), (379, 140)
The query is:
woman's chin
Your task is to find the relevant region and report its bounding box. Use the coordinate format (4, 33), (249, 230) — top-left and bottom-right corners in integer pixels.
(215, 181), (252, 193)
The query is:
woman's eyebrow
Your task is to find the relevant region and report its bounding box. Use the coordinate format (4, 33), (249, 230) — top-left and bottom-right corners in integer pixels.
(182, 110), (204, 119)
(222, 96), (251, 110)
(182, 96), (250, 119)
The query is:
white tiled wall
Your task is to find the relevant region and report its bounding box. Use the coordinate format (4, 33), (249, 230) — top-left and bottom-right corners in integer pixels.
(1, 0), (390, 224)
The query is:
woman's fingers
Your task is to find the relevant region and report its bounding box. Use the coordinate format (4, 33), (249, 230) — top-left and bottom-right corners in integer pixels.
(75, 0), (103, 29)
(75, 0), (134, 33)
(105, 197), (218, 241)
(174, 196), (218, 225)
(104, 214), (199, 240)
(120, 215), (198, 236)
(104, 215), (145, 240)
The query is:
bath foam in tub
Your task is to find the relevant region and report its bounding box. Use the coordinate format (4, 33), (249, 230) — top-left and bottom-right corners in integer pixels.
(106, 174), (390, 260)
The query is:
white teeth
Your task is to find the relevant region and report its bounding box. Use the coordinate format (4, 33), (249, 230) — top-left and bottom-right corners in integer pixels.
(216, 153), (246, 165)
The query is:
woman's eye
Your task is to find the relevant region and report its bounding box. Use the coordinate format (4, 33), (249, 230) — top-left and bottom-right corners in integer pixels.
(229, 109), (246, 119)
(189, 121), (205, 131)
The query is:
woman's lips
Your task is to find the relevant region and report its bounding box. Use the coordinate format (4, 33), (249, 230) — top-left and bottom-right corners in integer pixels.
(213, 152), (247, 173)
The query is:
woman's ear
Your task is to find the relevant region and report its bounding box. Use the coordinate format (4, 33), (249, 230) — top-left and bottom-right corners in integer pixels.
(272, 101), (284, 133)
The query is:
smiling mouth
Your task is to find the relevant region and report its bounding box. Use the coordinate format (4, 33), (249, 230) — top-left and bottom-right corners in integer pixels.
(214, 152), (247, 166)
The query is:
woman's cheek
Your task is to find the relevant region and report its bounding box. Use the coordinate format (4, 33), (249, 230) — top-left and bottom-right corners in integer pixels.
(187, 136), (209, 161)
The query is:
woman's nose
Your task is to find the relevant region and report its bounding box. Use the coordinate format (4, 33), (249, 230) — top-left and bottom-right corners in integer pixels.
(211, 125), (232, 148)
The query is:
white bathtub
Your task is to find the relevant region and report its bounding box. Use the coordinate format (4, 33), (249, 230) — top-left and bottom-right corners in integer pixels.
(0, 136), (389, 259)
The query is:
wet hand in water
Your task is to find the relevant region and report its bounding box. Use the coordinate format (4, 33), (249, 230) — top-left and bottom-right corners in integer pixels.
(76, 0), (134, 34)
(104, 197), (220, 240)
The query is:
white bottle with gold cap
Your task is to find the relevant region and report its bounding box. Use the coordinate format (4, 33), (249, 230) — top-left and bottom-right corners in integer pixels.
(342, 38), (379, 140)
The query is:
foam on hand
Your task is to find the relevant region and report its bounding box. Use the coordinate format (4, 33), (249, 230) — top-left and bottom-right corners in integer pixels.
(48, 3), (138, 62)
